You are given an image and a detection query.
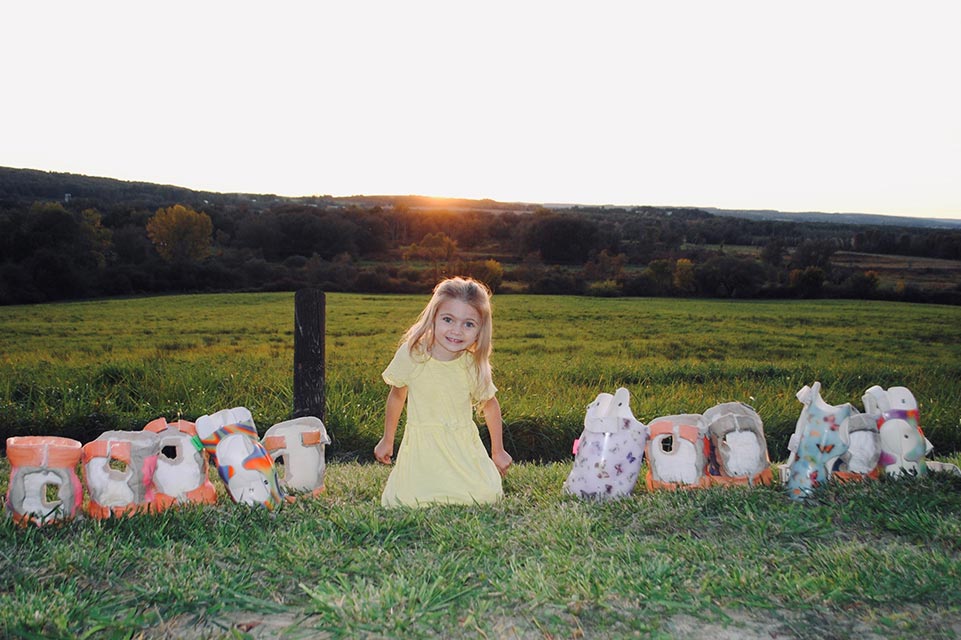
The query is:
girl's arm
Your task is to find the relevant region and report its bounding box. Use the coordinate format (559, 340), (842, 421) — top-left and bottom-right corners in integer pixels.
(482, 396), (512, 476)
(374, 385), (407, 464)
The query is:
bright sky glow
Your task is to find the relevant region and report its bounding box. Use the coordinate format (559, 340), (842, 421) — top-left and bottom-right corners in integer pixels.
(3, 1), (959, 218)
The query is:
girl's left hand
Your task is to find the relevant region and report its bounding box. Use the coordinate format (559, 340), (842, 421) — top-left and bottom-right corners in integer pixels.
(492, 450), (513, 477)
(374, 437), (394, 465)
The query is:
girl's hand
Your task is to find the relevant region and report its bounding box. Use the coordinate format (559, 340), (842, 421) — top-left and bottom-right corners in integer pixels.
(374, 438), (394, 465)
(492, 450), (513, 476)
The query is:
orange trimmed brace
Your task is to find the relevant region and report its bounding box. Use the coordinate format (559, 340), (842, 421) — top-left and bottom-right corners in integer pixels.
(645, 420), (712, 491)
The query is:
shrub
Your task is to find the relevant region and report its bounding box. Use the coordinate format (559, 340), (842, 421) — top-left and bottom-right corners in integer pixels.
(619, 270), (663, 296)
(789, 266), (826, 298)
(838, 270), (880, 298)
(456, 259), (504, 291)
(696, 255), (767, 298)
(586, 279), (621, 297)
(530, 268), (585, 295)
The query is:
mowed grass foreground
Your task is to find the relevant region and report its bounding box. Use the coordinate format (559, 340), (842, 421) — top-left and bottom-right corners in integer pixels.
(2, 292), (961, 458)
(2, 462), (961, 639)
(2, 294), (961, 638)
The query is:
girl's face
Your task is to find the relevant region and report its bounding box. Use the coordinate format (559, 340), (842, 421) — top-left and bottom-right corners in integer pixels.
(430, 298), (482, 361)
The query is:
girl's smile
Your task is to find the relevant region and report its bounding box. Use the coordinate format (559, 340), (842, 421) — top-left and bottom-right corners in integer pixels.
(430, 299), (481, 361)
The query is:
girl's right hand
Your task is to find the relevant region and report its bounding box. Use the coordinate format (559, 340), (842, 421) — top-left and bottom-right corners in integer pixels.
(374, 438), (394, 465)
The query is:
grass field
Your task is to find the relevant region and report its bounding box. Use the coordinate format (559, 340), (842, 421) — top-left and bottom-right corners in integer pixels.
(2, 292), (961, 459)
(832, 251), (961, 291)
(2, 293), (961, 638)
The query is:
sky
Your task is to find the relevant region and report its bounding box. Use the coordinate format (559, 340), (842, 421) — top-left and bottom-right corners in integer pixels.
(3, 1), (959, 219)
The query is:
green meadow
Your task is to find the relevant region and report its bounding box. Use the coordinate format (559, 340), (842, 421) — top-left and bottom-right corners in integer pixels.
(3, 293), (961, 638)
(2, 292), (961, 458)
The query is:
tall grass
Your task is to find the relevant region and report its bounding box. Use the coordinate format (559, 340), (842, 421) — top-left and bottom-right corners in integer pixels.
(2, 293), (961, 460)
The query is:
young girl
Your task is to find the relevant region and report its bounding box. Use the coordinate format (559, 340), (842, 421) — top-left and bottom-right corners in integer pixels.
(374, 277), (512, 507)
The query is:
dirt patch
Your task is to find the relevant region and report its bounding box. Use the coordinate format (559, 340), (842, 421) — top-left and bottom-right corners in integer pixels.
(135, 605), (961, 639)
(665, 606), (961, 640)
(141, 612), (329, 639)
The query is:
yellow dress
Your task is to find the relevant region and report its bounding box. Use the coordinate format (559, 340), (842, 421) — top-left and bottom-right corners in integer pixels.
(381, 343), (503, 508)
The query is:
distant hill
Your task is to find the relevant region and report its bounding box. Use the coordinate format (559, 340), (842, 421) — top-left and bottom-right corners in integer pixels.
(0, 166), (298, 212)
(0, 167), (544, 214)
(701, 207), (961, 230)
(1, 165), (958, 229)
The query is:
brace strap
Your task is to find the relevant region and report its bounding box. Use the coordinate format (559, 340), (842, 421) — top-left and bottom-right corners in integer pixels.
(648, 421), (700, 443)
(144, 417), (199, 436)
(263, 430), (325, 451)
(82, 440), (131, 464)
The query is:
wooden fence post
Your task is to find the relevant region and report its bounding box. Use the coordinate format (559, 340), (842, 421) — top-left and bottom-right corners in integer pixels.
(293, 289), (325, 423)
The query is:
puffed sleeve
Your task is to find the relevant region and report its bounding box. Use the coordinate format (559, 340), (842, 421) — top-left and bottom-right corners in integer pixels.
(466, 353), (498, 405)
(382, 343), (416, 388)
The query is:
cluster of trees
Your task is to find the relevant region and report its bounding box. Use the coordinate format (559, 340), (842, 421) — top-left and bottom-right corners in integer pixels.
(1, 168), (960, 305)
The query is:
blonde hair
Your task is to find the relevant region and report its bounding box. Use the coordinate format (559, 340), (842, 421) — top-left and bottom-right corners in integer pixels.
(401, 276), (494, 396)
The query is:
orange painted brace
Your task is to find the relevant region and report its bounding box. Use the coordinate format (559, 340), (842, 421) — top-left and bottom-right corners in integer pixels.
(6, 436), (84, 527)
(81, 439), (152, 519)
(142, 416), (216, 512)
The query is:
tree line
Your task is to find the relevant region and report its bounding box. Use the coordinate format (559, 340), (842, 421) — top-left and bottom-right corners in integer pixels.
(1, 167), (960, 305)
